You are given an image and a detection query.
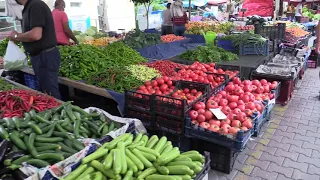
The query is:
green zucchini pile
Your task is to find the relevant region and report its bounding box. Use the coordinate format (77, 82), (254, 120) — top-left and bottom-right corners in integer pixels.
(0, 103), (124, 168)
(62, 133), (205, 180)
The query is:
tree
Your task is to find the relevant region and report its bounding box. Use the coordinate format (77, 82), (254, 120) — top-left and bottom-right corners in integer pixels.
(132, 0), (154, 29)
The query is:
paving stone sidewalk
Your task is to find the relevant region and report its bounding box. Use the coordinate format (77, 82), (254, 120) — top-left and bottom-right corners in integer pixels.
(208, 68), (320, 180)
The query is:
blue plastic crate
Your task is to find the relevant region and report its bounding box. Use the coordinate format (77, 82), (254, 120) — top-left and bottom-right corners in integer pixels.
(253, 107), (269, 137)
(239, 40), (270, 56)
(217, 39), (237, 52)
(23, 73), (39, 90)
(185, 114), (258, 151)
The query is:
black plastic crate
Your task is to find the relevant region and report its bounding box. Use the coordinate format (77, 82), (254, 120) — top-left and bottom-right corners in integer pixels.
(153, 81), (209, 134)
(125, 90), (154, 111)
(125, 107), (155, 129)
(192, 139), (239, 174)
(255, 23), (286, 40)
(215, 64), (241, 79)
(185, 116), (255, 151)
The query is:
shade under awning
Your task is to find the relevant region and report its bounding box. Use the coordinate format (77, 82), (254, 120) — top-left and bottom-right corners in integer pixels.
(208, 0), (228, 5)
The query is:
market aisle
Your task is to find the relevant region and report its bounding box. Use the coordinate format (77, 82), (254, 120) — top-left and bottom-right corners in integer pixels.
(209, 68), (320, 180)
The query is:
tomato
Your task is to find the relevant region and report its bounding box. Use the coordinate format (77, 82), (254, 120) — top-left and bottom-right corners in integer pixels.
(162, 76), (170, 82)
(231, 120), (241, 127)
(209, 120), (221, 127)
(229, 127), (240, 135)
(221, 119), (231, 126)
(246, 102), (256, 110)
(222, 106), (231, 114)
(220, 126), (229, 134)
(149, 89), (155, 94)
(218, 91), (227, 97)
(252, 80), (261, 86)
(193, 103), (202, 110)
(151, 80), (158, 87)
(219, 99), (228, 106)
(237, 105), (245, 112)
(189, 110), (198, 119)
(160, 84), (168, 92)
(244, 109), (253, 116)
(183, 88), (190, 94)
(191, 120), (199, 125)
(198, 102), (206, 109)
(227, 113), (236, 120)
(225, 84), (235, 92)
(269, 83), (276, 90)
(229, 102), (238, 109)
(196, 92), (203, 98)
(191, 89), (197, 95)
(260, 79), (268, 85)
(155, 90), (162, 95)
(244, 85), (252, 92)
(199, 122), (210, 129)
(204, 110), (213, 120)
(237, 100), (245, 105)
(206, 100), (219, 109)
(197, 114), (206, 123)
(156, 78), (165, 85)
(255, 103), (263, 112)
(263, 84), (270, 93)
(242, 120), (253, 129)
(243, 80), (252, 85)
(208, 125), (220, 132)
(232, 77), (241, 85)
(269, 93), (275, 99)
(233, 108), (242, 114)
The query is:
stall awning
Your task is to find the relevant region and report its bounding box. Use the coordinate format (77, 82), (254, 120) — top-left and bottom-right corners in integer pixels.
(207, 0), (228, 5)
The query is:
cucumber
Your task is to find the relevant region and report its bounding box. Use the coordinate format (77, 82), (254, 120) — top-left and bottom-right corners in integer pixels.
(157, 149), (180, 166)
(132, 149), (153, 168)
(126, 155), (138, 173)
(40, 124), (55, 134)
(165, 166), (194, 176)
(28, 122), (42, 135)
(137, 167), (157, 179)
(9, 133), (27, 151)
(12, 155), (31, 165)
(12, 116), (21, 130)
(73, 120), (81, 139)
(35, 136), (64, 143)
(26, 159), (50, 168)
(136, 146), (160, 157)
(82, 148), (108, 164)
(105, 133), (130, 150)
(113, 149), (122, 174)
(125, 149), (144, 171)
(123, 170), (133, 180)
(0, 125), (9, 140)
(28, 133), (38, 158)
(76, 166), (95, 180)
(145, 174), (176, 180)
(71, 139), (85, 151)
(37, 153), (64, 161)
(62, 164), (87, 180)
(58, 142), (78, 154)
(153, 137), (167, 153)
(133, 133), (143, 144)
(103, 149), (113, 169)
(52, 131), (72, 139)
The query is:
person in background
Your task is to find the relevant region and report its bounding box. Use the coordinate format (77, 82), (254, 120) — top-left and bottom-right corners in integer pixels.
(227, 0), (236, 19)
(52, 0), (78, 45)
(287, 3), (295, 21)
(161, 3), (173, 35)
(9, 0), (61, 99)
(295, 0), (306, 23)
(171, 0), (188, 36)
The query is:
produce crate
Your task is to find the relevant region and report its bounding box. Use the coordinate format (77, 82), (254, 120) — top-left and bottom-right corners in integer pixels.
(185, 114), (256, 151)
(192, 139), (239, 174)
(23, 73), (39, 90)
(157, 131), (192, 152)
(300, 17), (310, 23)
(255, 23), (286, 40)
(217, 39), (237, 52)
(308, 60), (317, 68)
(251, 74), (294, 106)
(253, 106), (268, 137)
(239, 40), (270, 56)
(125, 107), (154, 129)
(153, 81), (208, 134)
(125, 90), (154, 111)
(214, 64), (241, 83)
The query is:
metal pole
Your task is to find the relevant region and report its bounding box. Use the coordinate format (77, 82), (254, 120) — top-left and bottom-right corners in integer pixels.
(188, 0), (191, 20)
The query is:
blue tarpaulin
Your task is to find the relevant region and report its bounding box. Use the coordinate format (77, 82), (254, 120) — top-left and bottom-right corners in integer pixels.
(136, 39), (192, 59)
(185, 34), (206, 43)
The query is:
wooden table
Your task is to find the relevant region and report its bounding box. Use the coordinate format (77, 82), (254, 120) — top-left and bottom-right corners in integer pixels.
(20, 67), (115, 100)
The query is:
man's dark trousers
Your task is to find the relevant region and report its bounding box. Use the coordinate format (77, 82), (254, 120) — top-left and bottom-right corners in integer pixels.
(30, 47), (61, 99)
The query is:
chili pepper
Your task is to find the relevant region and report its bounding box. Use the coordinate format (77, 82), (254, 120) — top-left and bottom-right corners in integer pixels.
(29, 96), (33, 106)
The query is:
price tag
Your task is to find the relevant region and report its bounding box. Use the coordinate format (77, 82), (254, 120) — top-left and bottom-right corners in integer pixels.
(210, 108), (227, 120)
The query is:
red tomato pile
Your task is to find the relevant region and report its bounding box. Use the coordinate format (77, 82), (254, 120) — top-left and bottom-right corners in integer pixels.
(161, 34), (186, 43)
(188, 78), (278, 136)
(170, 88), (204, 105)
(183, 62), (239, 78)
(136, 76), (175, 96)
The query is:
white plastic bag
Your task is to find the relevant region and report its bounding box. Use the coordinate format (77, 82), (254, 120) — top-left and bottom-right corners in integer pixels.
(4, 41), (26, 70)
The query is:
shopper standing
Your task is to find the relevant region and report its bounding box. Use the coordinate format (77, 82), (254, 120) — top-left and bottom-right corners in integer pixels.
(295, 0), (306, 23)
(9, 0), (61, 99)
(52, 0), (78, 45)
(161, 3), (173, 35)
(171, 0), (188, 36)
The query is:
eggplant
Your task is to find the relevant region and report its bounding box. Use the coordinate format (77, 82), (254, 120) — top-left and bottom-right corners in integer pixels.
(12, 169), (28, 180)
(0, 141), (9, 164)
(3, 151), (25, 166)
(0, 167), (12, 177)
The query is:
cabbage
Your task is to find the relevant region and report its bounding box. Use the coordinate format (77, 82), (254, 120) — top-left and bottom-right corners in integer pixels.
(84, 36), (94, 42)
(89, 26), (97, 33)
(75, 35), (84, 43)
(313, 14), (320, 21)
(85, 29), (96, 36)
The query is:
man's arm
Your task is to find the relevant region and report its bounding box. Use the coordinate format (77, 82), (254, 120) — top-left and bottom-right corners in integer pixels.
(63, 23), (78, 44)
(13, 27), (42, 42)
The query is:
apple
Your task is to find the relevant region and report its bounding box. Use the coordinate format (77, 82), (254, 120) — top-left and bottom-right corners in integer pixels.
(237, 112), (247, 122)
(229, 102), (238, 109)
(208, 125), (220, 132)
(242, 120), (253, 129)
(204, 110), (213, 120)
(241, 126), (248, 131)
(199, 122), (210, 129)
(197, 109), (205, 115)
(231, 120), (241, 127)
(221, 119), (231, 126)
(206, 100), (219, 109)
(229, 127), (240, 135)
(233, 108), (242, 114)
(209, 119), (221, 127)
(191, 119), (199, 125)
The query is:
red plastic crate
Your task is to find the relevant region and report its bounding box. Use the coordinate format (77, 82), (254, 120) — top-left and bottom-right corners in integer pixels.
(308, 60), (317, 68)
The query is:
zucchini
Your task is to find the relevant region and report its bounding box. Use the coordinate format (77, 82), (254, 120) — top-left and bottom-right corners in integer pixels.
(37, 153), (64, 161)
(9, 133), (27, 151)
(71, 139), (85, 151)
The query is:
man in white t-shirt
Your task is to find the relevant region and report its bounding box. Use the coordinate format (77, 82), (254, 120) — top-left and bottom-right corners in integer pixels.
(295, 0), (306, 23)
